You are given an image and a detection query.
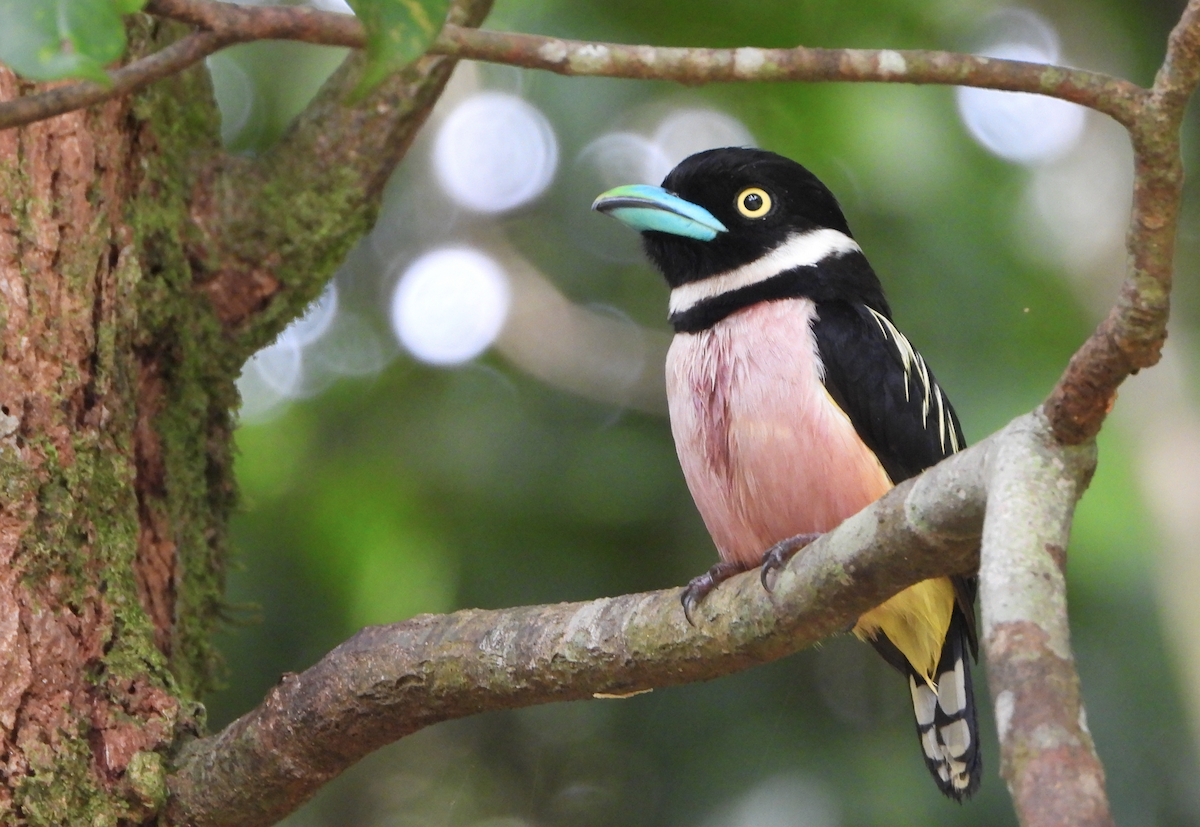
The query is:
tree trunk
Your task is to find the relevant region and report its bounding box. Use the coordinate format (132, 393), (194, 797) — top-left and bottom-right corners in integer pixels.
(0, 20), (230, 824)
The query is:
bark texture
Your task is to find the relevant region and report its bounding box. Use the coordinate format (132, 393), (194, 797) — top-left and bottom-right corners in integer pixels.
(0, 20), (233, 824)
(979, 415), (1107, 827)
(0, 3), (493, 822)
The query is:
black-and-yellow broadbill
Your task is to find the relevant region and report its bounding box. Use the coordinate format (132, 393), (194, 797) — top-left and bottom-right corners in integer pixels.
(593, 147), (981, 800)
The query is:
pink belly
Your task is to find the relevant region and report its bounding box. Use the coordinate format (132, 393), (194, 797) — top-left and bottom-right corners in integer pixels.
(666, 299), (891, 566)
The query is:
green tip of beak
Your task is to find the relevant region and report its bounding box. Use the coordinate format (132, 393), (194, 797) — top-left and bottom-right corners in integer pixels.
(592, 184), (727, 241)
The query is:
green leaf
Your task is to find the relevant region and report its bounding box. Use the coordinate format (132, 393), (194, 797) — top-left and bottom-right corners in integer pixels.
(346, 0), (451, 97)
(0, 0), (148, 84)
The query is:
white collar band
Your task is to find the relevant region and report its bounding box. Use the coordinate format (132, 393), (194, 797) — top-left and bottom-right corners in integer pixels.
(668, 228), (861, 316)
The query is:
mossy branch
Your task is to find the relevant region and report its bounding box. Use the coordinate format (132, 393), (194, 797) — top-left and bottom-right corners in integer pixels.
(184, 0), (495, 347)
(166, 416), (993, 827)
(165, 413), (1098, 827)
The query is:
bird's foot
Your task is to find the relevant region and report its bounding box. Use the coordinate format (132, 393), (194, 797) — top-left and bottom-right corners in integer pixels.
(760, 533), (822, 592)
(681, 560), (754, 626)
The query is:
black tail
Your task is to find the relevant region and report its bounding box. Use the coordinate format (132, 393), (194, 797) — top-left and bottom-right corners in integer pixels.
(906, 610), (982, 800)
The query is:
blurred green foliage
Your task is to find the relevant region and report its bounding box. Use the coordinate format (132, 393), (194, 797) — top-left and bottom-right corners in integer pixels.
(209, 1), (1200, 826)
(348, 0), (453, 95)
(0, 0), (145, 83)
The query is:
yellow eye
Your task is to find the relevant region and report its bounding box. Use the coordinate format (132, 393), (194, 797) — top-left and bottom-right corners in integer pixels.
(736, 187), (772, 218)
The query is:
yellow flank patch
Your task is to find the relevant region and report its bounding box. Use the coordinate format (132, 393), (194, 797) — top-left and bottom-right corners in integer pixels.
(853, 577), (956, 684)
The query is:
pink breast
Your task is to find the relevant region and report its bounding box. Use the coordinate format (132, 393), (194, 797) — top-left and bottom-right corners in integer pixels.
(665, 299), (892, 567)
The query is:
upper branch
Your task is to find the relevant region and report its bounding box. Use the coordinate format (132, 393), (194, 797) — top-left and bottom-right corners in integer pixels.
(436, 27), (1146, 128)
(124, 0), (1150, 344)
(167, 420), (994, 827)
(0, 2), (1147, 133)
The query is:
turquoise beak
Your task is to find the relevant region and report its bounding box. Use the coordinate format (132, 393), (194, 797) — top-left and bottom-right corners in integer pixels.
(592, 184), (727, 241)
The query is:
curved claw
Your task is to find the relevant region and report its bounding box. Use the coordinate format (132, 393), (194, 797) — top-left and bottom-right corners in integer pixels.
(680, 560), (754, 625)
(680, 581), (706, 627)
(760, 533), (822, 592)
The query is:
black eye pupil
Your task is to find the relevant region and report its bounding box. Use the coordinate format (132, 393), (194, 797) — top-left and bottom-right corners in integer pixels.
(744, 193), (762, 211)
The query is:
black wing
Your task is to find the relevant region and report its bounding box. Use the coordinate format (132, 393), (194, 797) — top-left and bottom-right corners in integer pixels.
(812, 299), (975, 645)
(814, 299), (982, 800)
(812, 300), (964, 483)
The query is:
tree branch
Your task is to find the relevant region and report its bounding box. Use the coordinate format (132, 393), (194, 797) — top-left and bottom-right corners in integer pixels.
(979, 415), (1106, 827)
(0, 29), (231, 131)
(432, 27), (1146, 127)
(1150, 0), (1200, 111)
(1043, 0), (1200, 443)
(165, 413), (1099, 827)
(145, 0), (363, 45)
(120, 0), (1156, 349)
(187, 0), (495, 343)
(167, 414), (995, 827)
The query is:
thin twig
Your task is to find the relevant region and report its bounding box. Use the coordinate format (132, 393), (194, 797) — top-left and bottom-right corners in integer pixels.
(0, 30), (230, 131)
(145, 0), (363, 46)
(1150, 0), (1200, 111)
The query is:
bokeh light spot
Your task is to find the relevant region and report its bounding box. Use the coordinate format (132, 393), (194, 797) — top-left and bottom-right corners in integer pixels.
(716, 774), (840, 827)
(579, 132), (672, 188)
(391, 248), (511, 366)
(433, 92), (559, 213)
(236, 334), (302, 423)
(289, 282), (338, 346)
(652, 108), (755, 167)
(307, 311), (388, 378)
(205, 53), (254, 145)
(956, 10), (1086, 165)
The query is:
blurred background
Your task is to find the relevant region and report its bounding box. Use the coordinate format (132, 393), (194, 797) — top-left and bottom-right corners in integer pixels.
(205, 0), (1200, 825)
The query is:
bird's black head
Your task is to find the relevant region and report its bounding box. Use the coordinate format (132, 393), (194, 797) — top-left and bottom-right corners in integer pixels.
(645, 147), (853, 285)
(593, 147), (890, 330)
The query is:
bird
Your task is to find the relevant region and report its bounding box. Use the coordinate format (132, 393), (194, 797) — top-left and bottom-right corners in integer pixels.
(592, 147), (981, 801)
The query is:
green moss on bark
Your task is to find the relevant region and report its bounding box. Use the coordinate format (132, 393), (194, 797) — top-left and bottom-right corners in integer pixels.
(16, 731), (171, 827)
(18, 735), (111, 827)
(124, 21), (241, 702)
